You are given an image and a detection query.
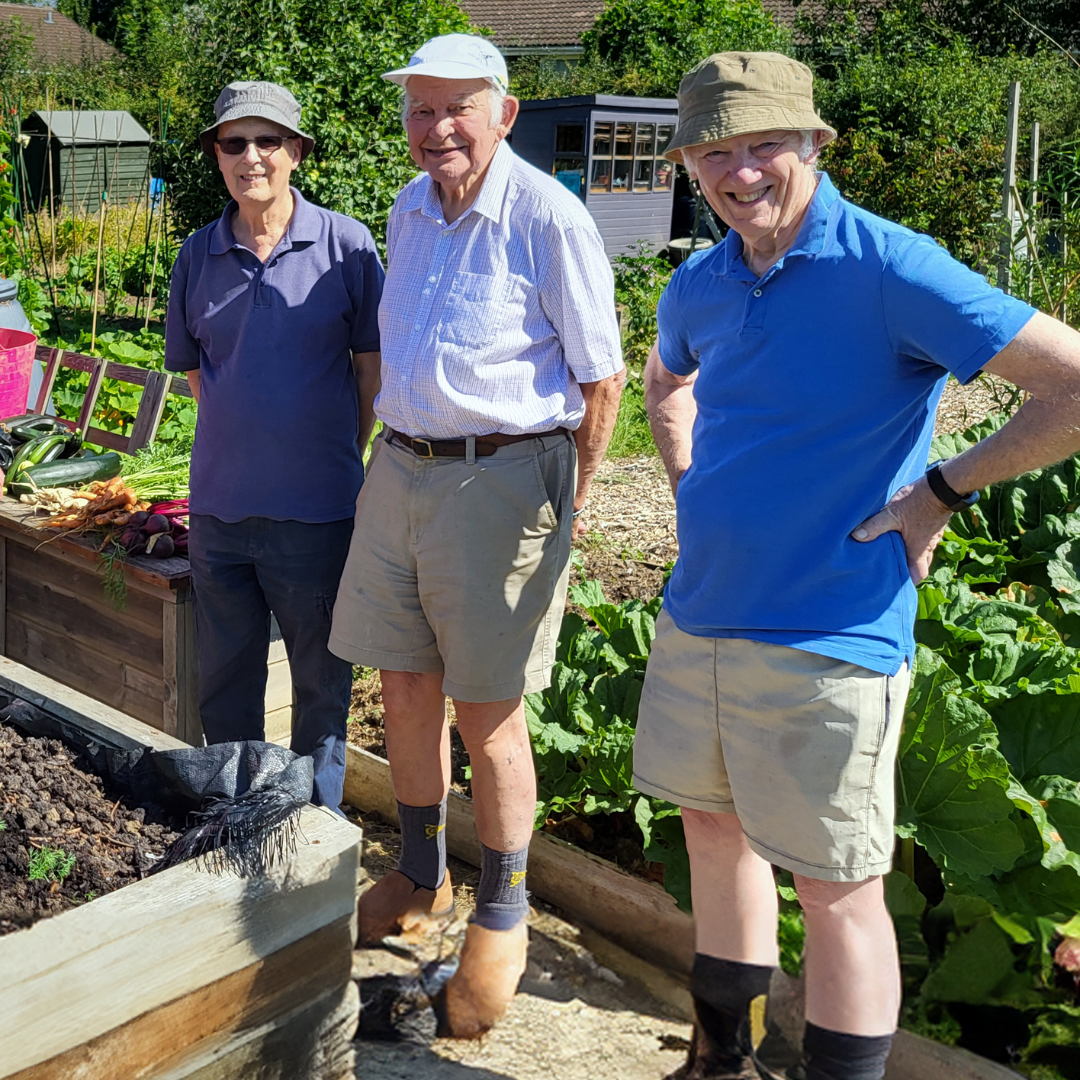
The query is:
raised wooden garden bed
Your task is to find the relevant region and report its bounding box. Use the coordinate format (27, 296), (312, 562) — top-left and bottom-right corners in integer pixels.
(0, 499), (293, 745)
(0, 657), (360, 1080)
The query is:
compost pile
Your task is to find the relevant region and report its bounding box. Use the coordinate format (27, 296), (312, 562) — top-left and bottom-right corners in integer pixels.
(0, 720), (179, 935)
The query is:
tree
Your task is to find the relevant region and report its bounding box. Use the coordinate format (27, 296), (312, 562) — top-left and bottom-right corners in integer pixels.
(167, 0), (473, 239)
(0, 12), (33, 83)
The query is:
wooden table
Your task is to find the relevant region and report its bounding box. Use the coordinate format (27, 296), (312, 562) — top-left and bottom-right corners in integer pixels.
(0, 498), (292, 745)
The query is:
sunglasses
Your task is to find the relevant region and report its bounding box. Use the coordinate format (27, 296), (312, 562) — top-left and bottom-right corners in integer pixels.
(215, 135), (296, 156)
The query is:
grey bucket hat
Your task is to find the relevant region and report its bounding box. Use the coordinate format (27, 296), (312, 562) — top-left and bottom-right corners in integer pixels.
(199, 81), (315, 161)
(663, 52), (836, 164)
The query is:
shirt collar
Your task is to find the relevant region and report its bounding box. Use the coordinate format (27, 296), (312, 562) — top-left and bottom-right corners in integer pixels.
(209, 187), (319, 255)
(399, 140), (514, 226)
(712, 171), (840, 278)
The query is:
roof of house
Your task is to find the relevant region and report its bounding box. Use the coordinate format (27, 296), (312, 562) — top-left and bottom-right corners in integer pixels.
(23, 110), (150, 145)
(0, 3), (119, 67)
(460, 0), (845, 49)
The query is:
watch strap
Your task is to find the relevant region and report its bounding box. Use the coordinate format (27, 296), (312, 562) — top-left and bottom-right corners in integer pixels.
(926, 462), (979, 512)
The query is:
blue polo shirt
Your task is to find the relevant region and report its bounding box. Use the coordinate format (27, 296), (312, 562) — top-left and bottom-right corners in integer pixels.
(164, 188), (383, 523)
(658, 173), (1035, 675)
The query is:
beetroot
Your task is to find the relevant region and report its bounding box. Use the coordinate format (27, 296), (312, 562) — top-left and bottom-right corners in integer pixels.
(145, 533), (175, 558)
(129, 511), (149, 528)
(143, 514), (170, 535)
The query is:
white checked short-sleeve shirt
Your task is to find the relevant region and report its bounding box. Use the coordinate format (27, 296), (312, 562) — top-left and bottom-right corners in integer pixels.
(375, 141), (624, 439)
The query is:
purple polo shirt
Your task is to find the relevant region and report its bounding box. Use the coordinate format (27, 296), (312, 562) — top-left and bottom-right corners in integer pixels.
(164, 188), (383, 522)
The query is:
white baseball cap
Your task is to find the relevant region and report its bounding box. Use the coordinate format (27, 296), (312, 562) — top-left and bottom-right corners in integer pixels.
(382, 34), (508, 92)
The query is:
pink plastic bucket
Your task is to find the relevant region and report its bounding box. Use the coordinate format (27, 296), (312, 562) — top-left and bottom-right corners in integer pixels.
(0, 328), (38, 420)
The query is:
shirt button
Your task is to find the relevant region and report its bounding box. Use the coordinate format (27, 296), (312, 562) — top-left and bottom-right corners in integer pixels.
(413, 324), (421, 331)
(423, 289), (430, 295)
(753, 289), (763, 297)
(428, 276), (436, 283)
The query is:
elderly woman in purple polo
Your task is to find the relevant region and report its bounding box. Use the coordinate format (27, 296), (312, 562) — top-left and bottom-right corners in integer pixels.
(164, 83), (384, 811)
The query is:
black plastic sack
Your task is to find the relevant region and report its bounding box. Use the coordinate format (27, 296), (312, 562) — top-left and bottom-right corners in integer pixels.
(0, 697), (313, 878)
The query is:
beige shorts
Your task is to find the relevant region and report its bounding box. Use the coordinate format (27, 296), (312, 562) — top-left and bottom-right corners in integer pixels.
(633, 609), (910, 882)
(329, 431), (575, 702)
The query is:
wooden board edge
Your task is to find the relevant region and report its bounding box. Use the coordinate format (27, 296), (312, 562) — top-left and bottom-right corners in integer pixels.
(344, 742), (694, 975)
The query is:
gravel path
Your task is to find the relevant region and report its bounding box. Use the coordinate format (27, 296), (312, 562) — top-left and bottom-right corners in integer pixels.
(582, 375), (1014, 572)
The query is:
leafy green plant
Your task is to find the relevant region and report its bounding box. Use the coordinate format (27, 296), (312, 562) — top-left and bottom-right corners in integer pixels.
(27, 846), (77, 883)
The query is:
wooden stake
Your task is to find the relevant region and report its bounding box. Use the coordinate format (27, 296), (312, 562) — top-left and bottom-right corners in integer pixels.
(90, 191), (107, 352)
(997, 81), (1021, 294)
(46, 87), (56, 280)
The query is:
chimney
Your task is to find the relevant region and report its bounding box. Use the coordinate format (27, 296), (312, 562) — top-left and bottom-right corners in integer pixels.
(44, 10), (54, 22)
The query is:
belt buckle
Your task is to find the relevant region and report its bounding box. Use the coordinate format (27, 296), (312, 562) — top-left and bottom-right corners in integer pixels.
(411, 437), (435, 459)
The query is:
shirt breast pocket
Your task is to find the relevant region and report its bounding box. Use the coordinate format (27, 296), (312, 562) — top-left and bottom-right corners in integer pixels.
(443, 271), (508, 351)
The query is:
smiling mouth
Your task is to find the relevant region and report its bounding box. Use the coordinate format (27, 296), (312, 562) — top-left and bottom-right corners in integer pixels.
(424, 146), (465, 158)
(729, 186), (771, 204)
(239, 173), (267, 183)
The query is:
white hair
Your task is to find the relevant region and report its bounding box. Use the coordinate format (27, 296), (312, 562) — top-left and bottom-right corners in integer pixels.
(683, 129), (822, 173)
(400, 79), (506, 129)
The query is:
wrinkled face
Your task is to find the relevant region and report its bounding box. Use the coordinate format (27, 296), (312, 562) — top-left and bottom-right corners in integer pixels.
(215, 117), (301, 208)
(685, 130), (820, 246)
(404, 75), (516, 193)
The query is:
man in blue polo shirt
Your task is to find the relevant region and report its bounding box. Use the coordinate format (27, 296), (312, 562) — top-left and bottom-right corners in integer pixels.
(164, 82), (383, 809)
(638, 53), (1080, 1080)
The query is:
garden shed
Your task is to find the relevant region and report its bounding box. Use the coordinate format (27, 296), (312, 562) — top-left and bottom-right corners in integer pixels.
(512, 95), (679, 257)
(20, 110), (151, 215)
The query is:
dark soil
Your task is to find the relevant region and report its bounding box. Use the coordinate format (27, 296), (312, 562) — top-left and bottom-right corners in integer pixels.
(0, 720), (180, 935)
(571, 544), (669, 606)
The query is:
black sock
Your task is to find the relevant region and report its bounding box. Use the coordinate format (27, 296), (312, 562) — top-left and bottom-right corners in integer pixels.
(472, 843), (529, 930)
(803, 1022), (895, 1080)
(396, 799), (447, 891)
(691, 954), (774, 1056)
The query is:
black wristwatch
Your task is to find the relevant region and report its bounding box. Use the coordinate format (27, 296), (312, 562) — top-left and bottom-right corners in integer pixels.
(925, 462), (980, 512)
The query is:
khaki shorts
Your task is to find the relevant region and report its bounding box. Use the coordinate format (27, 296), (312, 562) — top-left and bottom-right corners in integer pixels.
(633, 609), (910, 882)
(329, 431), (575, 702)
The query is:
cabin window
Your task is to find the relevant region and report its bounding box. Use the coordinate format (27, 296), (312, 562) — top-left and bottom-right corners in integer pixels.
(553, 124), (586, 198)
(588, 118), (677, 195)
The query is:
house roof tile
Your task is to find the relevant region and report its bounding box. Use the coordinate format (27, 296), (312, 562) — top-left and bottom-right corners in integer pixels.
(0, 3), (119, 68)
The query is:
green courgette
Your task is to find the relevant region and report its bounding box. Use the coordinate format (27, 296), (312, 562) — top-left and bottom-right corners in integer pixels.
(9, 452), (123, 496)
(8, 417), (69, 443)
(7, 435), (55, 481)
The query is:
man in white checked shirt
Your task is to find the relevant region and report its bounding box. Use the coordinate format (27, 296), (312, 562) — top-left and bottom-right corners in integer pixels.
(329, 34), (625, 1036)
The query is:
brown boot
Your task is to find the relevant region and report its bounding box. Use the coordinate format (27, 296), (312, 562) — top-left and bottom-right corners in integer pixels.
(440, 920), (529, 1038)
(358, 870), (455, 946)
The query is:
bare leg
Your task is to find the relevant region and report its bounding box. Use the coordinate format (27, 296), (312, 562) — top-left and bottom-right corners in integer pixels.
(452, 696), (535, 851)
(683, 807), (780, 965)
(379, 670), (450, 806)
(795, 874), (900, 1036)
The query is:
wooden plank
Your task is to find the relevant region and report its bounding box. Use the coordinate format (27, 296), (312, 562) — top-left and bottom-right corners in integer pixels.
(0, 655), (184, 751)
(168, 374), (194, 399)
(153, 983), (357, 1080)
(128, 369), (169, 451)
(6, 572), (163, 672)
(75, 355), (107, 437)
(83, 426), (130, 452)
(5, 613), (165, 728)
(162, 600), (179, 738)
(0, 535), (6, 655)
(265, 652), (293, 714)
(264, 704), (293, 745)
(0, 805), (360, 1076)
(9, 917), (354, 1080)
(175, 595), (201, 746)
(32, 347), (62, 413)
(344, 743), (695, 975)
(6, 540), (165, 634)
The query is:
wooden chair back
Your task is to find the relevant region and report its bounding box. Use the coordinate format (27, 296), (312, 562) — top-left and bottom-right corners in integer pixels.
(32, 345), (193, 454)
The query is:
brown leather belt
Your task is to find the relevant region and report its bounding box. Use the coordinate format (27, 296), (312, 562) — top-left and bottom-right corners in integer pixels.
(386, 427), (568, 459)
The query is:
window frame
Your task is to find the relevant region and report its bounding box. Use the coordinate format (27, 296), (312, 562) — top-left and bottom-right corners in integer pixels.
(586, 113), (678, 198)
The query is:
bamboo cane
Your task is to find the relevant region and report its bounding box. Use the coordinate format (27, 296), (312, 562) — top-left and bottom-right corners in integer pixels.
(89, 115), (107, 351)
(46, 87), (55, 280)
(143, 190), (164, 330)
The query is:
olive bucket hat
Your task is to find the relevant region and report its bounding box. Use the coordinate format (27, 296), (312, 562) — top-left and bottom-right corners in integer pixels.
(662, 52), (836, 164)
(199, 81), (315, 161)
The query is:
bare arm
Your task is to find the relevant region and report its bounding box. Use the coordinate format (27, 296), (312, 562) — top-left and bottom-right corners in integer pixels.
(353, 351), (381, 451)
(644, 340), (697, 496)
(854, 312), (1080, 581)
(573, 369), (626, 538)
(186, 368), (200, 405)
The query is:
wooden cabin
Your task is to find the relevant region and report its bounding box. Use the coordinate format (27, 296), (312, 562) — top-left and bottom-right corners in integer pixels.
(20, 110), (151, 215)
(512, 95), (680, 258)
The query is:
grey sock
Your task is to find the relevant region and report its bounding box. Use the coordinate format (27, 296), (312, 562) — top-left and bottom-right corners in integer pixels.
(473, 843), (529, 930)
(396, 799), (447, 891)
